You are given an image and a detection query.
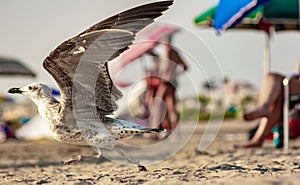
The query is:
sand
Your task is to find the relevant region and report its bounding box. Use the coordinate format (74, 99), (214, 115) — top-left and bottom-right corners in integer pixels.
(0, 120), (300, 185)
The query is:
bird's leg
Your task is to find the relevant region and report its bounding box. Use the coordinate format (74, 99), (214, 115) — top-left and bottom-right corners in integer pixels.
(112, 147), (147, 171)
(62, 148), (102, 165)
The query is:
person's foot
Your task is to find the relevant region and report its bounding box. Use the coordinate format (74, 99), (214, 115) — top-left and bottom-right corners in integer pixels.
(243, 107), (270, 121)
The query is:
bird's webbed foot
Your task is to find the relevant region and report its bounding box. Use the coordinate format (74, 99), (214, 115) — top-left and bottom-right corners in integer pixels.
(62, 155), (83, 165)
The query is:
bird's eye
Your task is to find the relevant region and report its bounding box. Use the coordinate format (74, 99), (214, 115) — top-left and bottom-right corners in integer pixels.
(28, 86), (32, 90)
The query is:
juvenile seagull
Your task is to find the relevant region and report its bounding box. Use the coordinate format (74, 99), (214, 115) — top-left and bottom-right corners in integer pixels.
(8, 1), (173, 171)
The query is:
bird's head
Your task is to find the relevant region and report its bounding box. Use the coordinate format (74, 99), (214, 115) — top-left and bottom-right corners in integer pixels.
(8, 83), (53, 102)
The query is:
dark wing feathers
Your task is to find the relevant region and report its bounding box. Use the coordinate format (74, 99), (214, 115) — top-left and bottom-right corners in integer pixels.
(81, 1), (173, 34)
(43, 1), (173, 116)
(44, 30), (134, 108)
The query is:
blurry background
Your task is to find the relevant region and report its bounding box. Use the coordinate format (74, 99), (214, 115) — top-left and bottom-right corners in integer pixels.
(0, 0), (299, 96)
(0, 0), (299, 140)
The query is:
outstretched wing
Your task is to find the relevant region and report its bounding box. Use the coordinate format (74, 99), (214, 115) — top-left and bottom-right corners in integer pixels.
(43, 1), (173, 116)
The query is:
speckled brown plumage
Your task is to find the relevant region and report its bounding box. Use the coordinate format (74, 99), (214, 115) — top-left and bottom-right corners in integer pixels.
(8, 1), (173, 171)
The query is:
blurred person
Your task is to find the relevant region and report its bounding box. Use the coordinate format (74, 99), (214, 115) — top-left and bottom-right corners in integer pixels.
(237, 68), (300, 148)
(148, 36), (188, 139)
(144, 51), (160, 116)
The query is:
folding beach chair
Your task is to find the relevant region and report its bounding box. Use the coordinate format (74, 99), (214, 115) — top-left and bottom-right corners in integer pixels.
(283, 72), (300, 149)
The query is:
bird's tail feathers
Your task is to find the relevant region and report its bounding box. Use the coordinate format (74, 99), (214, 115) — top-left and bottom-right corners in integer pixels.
(106, 117), (166, 136)
(142, 128), (166, 133)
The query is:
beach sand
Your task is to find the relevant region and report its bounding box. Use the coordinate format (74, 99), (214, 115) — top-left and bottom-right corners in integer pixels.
(0, 120), (300, 185)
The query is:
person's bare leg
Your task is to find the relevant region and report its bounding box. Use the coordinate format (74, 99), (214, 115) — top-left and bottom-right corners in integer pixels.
(237, 95), (283, 148)
(162, 112), (171, 130)
(145, 88), (154, 106)
(244, 73), (284, 121)
(238, 76), (300, 147)
(165, 89), (178, 131)
(164, 87), (180, 141)
(144, 87), (155, 123)
(148, 99), (166, 139)
(149, 84), (168, 139)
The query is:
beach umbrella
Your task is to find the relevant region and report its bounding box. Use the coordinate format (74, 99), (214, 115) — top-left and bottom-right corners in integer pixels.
(109, 24), (180, 80)
(212, 0), (270, 33)
(0, 57), (36, 77)
(194, 0), (299, 73)
(195, 0), (299, 32)
(255, 0), (299, 31)
(194, 5), (271, 32)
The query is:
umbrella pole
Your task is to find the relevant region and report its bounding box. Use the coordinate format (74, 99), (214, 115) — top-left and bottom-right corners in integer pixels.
(263, 34), (271, 74)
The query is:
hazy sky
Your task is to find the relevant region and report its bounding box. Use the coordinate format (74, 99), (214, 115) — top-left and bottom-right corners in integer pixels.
(0, 0), (299, 98)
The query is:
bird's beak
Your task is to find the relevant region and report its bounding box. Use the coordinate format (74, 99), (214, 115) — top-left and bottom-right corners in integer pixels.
(8, 87), (23, 94)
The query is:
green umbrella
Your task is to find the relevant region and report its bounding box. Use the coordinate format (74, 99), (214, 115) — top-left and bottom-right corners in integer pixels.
(194, 5), (263, 28)
(195, 0), (299, 31)
(194, 6), (216, 27)
(263, 0), (299, 31)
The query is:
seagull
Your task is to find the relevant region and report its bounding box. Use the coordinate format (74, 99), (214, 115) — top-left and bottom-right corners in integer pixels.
(8, 0), (173, 171)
